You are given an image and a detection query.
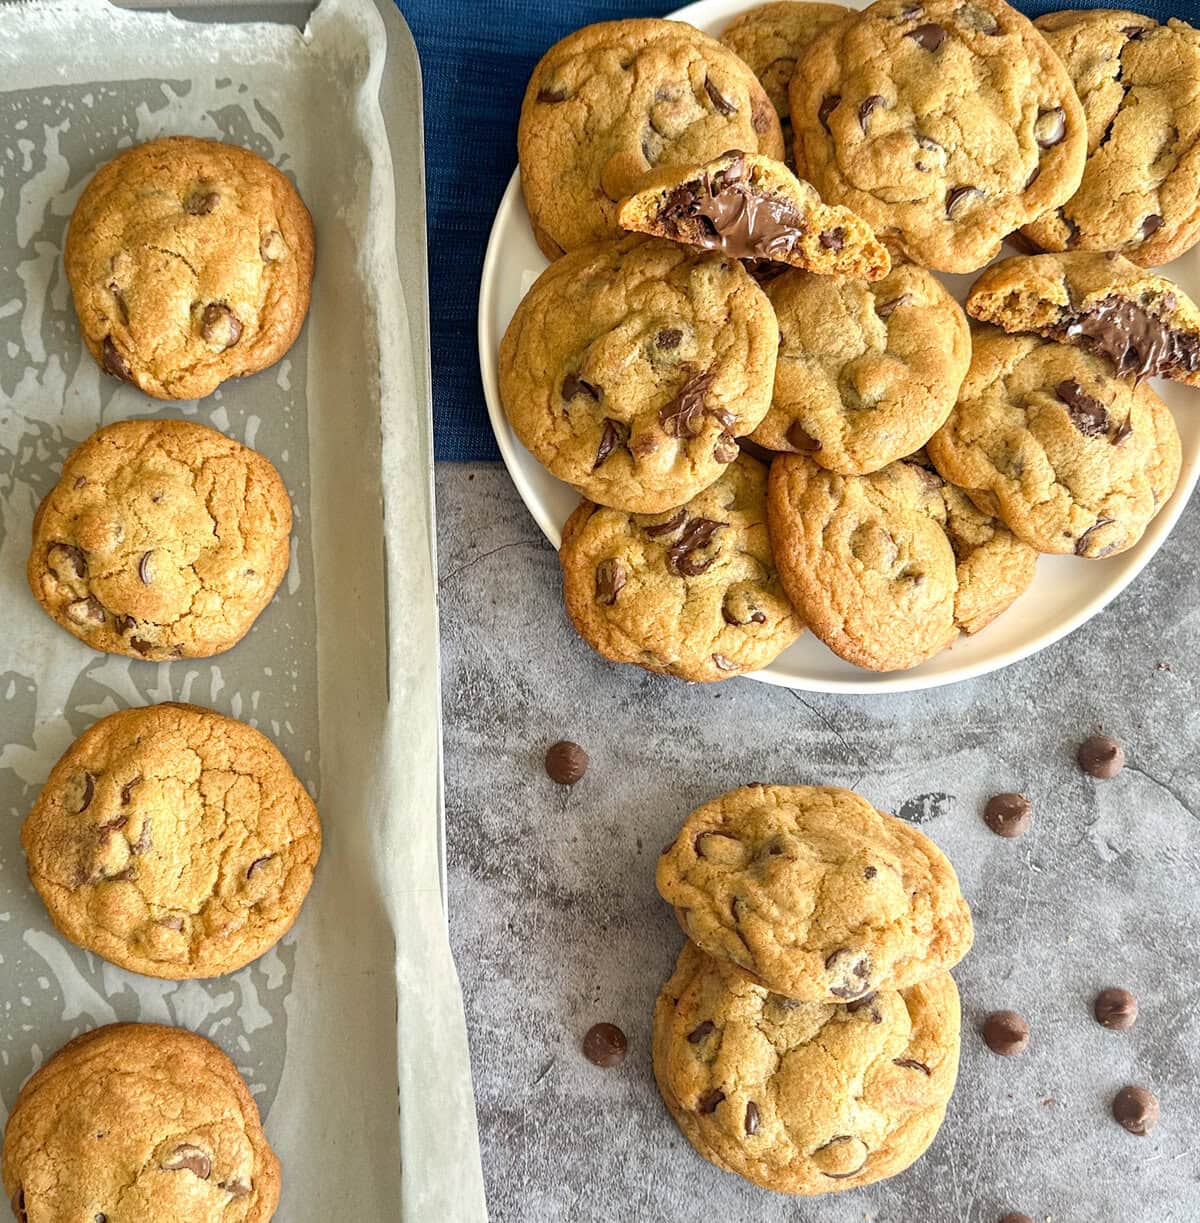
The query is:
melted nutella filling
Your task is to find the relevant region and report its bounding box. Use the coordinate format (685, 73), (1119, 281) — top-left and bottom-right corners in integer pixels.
(1057, 295), (1200, 381)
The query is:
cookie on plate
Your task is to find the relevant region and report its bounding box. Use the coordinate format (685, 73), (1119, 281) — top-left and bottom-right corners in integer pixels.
(719, 2), (850, 167)
(657, 783), (973, 999)
(1024, 12), (1200, 266)
(790, 0), (1087, 273)
(927, 329), (1181, 557)
(1, 1023), (280, 1221)
(966, 252), (1200, 385)
(653, 942), (961, 1195)
(617, 150), (890, 279)
(65, 136), (314, 400)
(559, 455), (802, 682)
(748, 264), (970, 472)
(27, 419), (292, 661)
(22, 702), (321, 979)
(519, 19), (785, 258)
(499, 236), (779, 513)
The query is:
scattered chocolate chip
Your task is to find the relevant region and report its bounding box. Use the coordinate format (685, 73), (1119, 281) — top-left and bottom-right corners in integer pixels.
(1035, 106), (1066, 147)
(894, 1057), (931, 1075)
(786, 421), (821, 452)
(561, 372), (601, 403)
(818, 94), (841, 130)
(704, 77), (737, 116)
(819, 228), (845, 251)
(582, 1022), (627, 1067)
(712, 653), (738, 672)
(656, 327), (683, 350)
(858, 94), (885, 132)
(982, 1009), (1029, 1056)
(200, 303), (242, 349)
(713, 432), (738, 464)
(162, 1144), (212, 1178)
(595, 559), (626, 605)
(666, 517), (725, 577)
(659, 369), (716, 438)
(984, 792), (1031, 838)
(1094, 987), (1138, 1030)
(1055, 379), (1108, 436)
(697, 1088), (725, 1114)
(260, 230), (286, 262)
(876, 293), (913, 320)
(744, 1101), (760, 1135)
(185, 189), (220, 215)
(67, 596), (105, 625)
(593, 417), (628, 469)
(1112, 1084), (1158, 1135)
(138, 551), (153, 585)
(101, 336), (132, 381)
(946, 185), (983, 218)
(77, 772), (95, 814)
(545, 740), (588, 785)
(1140, 214), (1164, 240)
(1077, 733), (1124, 778)
(688, 1020), (715, 1044)
(536, 86), (567, 104)
(906, 21), (946, 49)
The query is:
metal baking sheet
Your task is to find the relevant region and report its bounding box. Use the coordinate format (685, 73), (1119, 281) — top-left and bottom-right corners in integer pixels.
(0, 0), (485, 1216)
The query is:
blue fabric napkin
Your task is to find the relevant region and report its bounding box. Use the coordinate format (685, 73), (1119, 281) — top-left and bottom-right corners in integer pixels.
(398, 0), (1197, 461)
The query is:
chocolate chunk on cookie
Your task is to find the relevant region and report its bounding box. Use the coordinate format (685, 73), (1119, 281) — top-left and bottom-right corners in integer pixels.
(618, 150), (889, 279)
(652, 942), (961, 1194)
(559, 455), (802, 681)
(658, 783), (973, 1000)
(500, 236), (778, 513)
(21, 702), (321, 979)
(0, 1023), (279, 1221)
(519, 19), (784, 258)
(27, 419), (292, 660)
(65, 136), (314, 399)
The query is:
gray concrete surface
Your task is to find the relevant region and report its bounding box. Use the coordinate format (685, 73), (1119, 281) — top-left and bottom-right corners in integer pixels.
(438, 462), (1200, 1223)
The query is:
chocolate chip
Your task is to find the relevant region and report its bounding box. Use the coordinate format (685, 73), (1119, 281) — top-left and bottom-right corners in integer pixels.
(858, 94), (885, 132)
(67, 596), (105, 625)
(687, 1020), (715, 1044)
(260, 230), (286, 262)
(786, 421), (821, 452)
(893, 1057), (931, 1075)
(656, 327), (682, 350)
(49, 542), (87, 579)
(819, 228), (845, 251)
(863, 866), (877, 880)
(1035, 107), (1065, 148)
(545, 740), (588, 786)
(246, 854), (275, 879)
(1077, 733), (1124, 778)
(713, 432), (738, 464)
(130, 636), (156, 656)
(984, 792), (1031, 838)
(704, 77), (737, 116)
(1025, 165), (1041, 189)
(108, 280), (129, 325)
(595, 559), (626, 605)
(876, 293), (913, 320)
(159, 915), (184, 931)
(1140, 214), (1164, 240)
(200, 302), (242, 348)
(666, 517), (725, 577)
(162, 1143), (212, 1178)
(101, 336), (132, 380)
(561, 372), (601, 403)
(113, 614), (135, 636)
(222, 1180), (252, 1198)
(811, 1135), (868, 1178)
(582, 1022), (627, 1067)
(697, 1088), (725, 1114)
(818, 94), (841, 130)
(946, 185), (983, 218)
(536, 86), (567, 103)
(982, 1009), (1029, 1055)
(845, 992), (878, 1014)
(906, 22), (946, 49)
(130, 822), (152, 855)
(999, 1215), (1035, 1223)
(1074, 517), (1116, 556)
(11, 1188), (26, 1223)
(642, 509), (685, 541)
(1055, 379), (1108, 436)
(957, 2), (1000, 33)
(96, 1214), (108, 1223)
(77, 772), (95, 814)
(745, 1101), (760, 1135)
(659, 369), (715, 438)
(138, 551), (153, 585)
(712, 653), (738, 672)
(1112, 1084), (1158, 1135)
(185, 189), (220, 215)
(594, 418), (628, 469)
(1094, 986), (1138, 1030)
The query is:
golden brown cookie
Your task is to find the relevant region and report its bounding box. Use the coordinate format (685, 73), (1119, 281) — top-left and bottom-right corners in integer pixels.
(617, 150), (890, 278)
(1024, 12), (1200, 266)
(559, 456), (802, 682)
(652, 942), (961, 1195)
(65, 136), (314, 399)
(2, 1023), (280, 1222)
(499, 236), (778, 513)
(519, 19), (785, 258)
(22, 702), (321, 980)
(658, 783), (973, 1000)
(27, 419), (292, 661)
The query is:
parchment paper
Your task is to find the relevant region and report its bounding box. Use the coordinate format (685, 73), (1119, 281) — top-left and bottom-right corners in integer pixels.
(0, 0), (487, 1216)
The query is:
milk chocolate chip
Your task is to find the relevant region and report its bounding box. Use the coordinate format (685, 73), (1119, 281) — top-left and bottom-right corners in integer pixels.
(1094, 986), (1138, 1030)
(906, 22), (946, 49)
(1056, 380), (1108, 436)
(260, 229), (286, 262)
(660, 370), (715, 438)
(1112, 1084), (1158, 1135)
(162, 1144), (212, 1178)
(185, 189), (220, 215)
(984, 792), (1031, 838)
(946, 185), (983, 218)
(1035, 107), (1065, 147)
(101, 336), (132, 380)
(1077, 733), (1124, 778)
(666, 517), (725, 576)
(582, 1022), (627, 1067)
(594, 418), (628, 468)
(858, 95), (885, 132)
(545, 740), (588, 786)
(48, 542), (87, 580)
(200, 303), (242, 349)
(818, 95), (841, 130)
(595, 559), (626, 605)
(704, 77), (737, 117)
(982, 1009), (1029, 1055)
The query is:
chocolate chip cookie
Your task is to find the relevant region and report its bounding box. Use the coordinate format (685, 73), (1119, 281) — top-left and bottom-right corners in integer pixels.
(617, 150), (890, 278)
(1, 1023), (280, 1221)
(499, 236), (778, 513)
(791, 0), (1087, 273)
(1024, 12), (1200, 267)
(719, 2), (850, 168)
(748, 264), (970, 472)
(926, 329), (1181, 557)
(65, 136), (314, 400)
(966, 252), (1200, 386)
(519, 19), (785, 258)
(652, 942), (961, 1195)
(22, 702), (321, 980)
(27, 419), (292, 660)
(558, 455), (802, 682)
(658, 783), (973, 1000)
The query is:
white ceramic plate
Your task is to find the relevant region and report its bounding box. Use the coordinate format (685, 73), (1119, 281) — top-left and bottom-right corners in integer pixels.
(477, 0), (1200, 693)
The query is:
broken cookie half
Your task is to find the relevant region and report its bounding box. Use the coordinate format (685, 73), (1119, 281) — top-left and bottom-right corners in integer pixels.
(967, 252), (1200, 387)
(617, 150), (890, 281)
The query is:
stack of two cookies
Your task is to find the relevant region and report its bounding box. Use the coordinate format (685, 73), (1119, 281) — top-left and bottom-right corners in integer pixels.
(651, 784), (973, 1195)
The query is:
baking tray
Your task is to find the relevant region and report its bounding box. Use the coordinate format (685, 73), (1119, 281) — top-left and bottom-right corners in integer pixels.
(0, 0), (486, 1217)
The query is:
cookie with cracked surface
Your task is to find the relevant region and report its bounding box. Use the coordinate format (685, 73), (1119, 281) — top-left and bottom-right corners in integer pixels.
(1, 1023), (279, 1222)
(657, 783), (973, 999)
(65, 136), (314, 400)
(966, 252), (1200, 386)
(791, 0), (1087, 273)
(748, 264), (970, 472)
(1023, 12), (1200, 266)
(499, 236), (778, 513)
(719, 2), (850, 168)
(617, 150), (890, 279)
(558, 455), (802, 682)
(519, 19), (784, 258)
(652, 942), (961, 1195)
(21, 702), (321, 980)
(27, 419), (292, 661)
(926, 329), (1180, 557)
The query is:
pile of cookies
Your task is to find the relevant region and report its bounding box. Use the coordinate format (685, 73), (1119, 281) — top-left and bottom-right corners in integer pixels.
(499, 3), (1200, 677)
(3, 135), (317, 1222)
(652, 784), (973, 1194)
